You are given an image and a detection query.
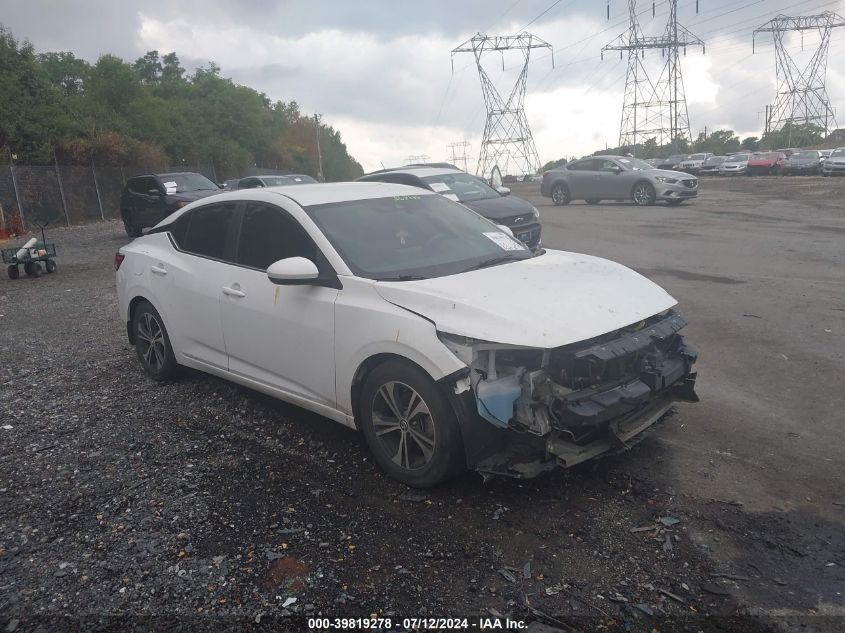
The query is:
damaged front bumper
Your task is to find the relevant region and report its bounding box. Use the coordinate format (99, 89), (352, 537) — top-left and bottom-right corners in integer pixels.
(439, 310), (698, 478)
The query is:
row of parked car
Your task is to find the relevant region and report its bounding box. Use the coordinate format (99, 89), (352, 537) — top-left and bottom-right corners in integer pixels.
(648, 148), (845, 177)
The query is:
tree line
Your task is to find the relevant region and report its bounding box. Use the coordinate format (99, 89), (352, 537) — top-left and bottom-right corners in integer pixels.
(0, 25), (363, 181)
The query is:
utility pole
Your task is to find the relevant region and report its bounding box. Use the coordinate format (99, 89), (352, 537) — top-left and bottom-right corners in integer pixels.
(447, 141), (472, 172)
(452, 33), (553, 180)
(753, 11), (845, 145)
(314, 113), (324, 181)
(603, 1), (704, 152)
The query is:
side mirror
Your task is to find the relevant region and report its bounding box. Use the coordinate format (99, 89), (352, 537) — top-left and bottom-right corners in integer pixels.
(496, 224), (514, 237)
(612, 165), (623, 174)
(266, 257), (319, 285)
(496, 186), (511, 196)
(148, 188), (162, 196)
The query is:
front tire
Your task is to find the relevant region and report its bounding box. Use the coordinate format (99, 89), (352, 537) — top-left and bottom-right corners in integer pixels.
(359, 360), (465, 488)
(551, 183), (571, 206)
(132, 300), (177, 381)
(632, 181), (656, 206)
(7, 265), (19, 279)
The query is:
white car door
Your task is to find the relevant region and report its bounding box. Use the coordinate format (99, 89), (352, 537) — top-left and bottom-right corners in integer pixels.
(158, 201), (238, 371)
(219, 201), (339, 407)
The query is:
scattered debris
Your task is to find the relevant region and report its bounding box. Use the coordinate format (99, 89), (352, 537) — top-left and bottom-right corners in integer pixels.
(658, 588), (685, 603)
(634, 603), (654, 617)
(700, 581), (731, 596)
(523, 561), (532, 579)
(1, 425), (12, 430)
(711, 572), (750, 582)
(498, 568), (517, 583)
(282, 596), (297, 608)
(630, 525), (658, 533)
(657, 516), (681, 527)
(399, 491), (427, 503)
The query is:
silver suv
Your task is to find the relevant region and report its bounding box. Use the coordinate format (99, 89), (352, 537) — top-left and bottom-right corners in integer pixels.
(541, 156), (698, 207)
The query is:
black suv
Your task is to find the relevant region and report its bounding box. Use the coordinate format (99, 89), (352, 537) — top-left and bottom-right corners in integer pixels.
(356, 166), (542, 250)
(120, 172), (220, 237)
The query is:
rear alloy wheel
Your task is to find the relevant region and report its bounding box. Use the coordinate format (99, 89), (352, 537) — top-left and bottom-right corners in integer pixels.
(360, 360), (464, 488)
(132, 300), (177, 380)
(551, 183), (571, 206)
(632, 182), (656, 206)
(585, 199), (601, 205)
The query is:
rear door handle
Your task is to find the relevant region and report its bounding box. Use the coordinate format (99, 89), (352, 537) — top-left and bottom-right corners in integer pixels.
(222, 286), (246, 298)
(150, 264), (167, 275)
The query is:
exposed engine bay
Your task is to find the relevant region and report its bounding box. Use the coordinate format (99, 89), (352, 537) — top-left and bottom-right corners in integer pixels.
(439, 310), (698, 477)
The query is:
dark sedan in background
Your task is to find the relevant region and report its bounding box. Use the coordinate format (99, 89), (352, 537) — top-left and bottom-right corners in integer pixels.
(120, 172), (220, 237)
(357, 165), (543, 250)
(783, 150), (823, 175)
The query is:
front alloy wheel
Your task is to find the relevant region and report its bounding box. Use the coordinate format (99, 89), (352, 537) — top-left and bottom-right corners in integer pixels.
(551, 183), (570, 206)
(133, 301), (177, 380)
(360, 360), (464, 487)
(632, 182), (656, 206)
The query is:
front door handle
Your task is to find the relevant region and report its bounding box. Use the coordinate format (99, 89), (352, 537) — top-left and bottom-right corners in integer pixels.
(222, 286), (246, 298)
(150, 264), (167, 275)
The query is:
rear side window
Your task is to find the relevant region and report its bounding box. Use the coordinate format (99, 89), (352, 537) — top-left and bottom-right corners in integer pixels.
(236, 202), (316, 270)
(182, 203), (237, 260)
(168, 213), (192, 248)
(568, 160), (596, 171)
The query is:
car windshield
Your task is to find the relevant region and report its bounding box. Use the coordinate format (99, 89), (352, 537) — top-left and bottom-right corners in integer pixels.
(261, 176), (296, 186)
(704, 156), (725, 165)
(420, 173), (500, 203)
(304, 194), (532, 281)
(832, 149), (845, 157)
(159, 173), (218, 193)
(689, 154), (708, 161)
(288, 174), (317, 184)
(790, 151), (817, 160)
(617, 157), (654, 171)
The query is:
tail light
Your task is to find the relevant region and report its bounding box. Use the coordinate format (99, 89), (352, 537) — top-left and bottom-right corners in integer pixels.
(114, 252), (125, 271)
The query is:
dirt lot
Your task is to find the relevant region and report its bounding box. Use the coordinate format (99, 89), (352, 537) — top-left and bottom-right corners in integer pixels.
(0, 176), (843, 632)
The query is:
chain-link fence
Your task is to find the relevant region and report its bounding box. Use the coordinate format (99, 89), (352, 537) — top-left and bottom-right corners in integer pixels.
(0, 162), (218, 233)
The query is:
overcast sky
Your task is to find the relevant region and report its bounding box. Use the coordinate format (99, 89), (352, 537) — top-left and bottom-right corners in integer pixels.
(5, 0), (845, 172)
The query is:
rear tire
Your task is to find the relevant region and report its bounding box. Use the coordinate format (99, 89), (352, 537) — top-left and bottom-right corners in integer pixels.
(551, 183), (571, 206)
(632, 181), (656, 206)
(123, 214), (142, 238)
(359, 360), (465, 488)
(132, 300), (178, 381)
(45, 259), (57, 274)
(24, 262), (41, 277)
(7, 265), (19, 279)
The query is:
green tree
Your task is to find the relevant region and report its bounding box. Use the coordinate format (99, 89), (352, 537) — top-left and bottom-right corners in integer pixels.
(741, 136), (760, 151)
(134, 50), (163, 84)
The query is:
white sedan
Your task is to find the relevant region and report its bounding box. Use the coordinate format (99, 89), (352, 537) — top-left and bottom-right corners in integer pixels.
(116, 182), (698, 487)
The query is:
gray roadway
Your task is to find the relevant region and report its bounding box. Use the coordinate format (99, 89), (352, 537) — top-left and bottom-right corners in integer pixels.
(514, 178), (845, 516)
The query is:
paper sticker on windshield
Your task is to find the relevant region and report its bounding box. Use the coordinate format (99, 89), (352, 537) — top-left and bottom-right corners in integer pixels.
(163, 181), (177, 194)
(483, 231), (524, 251)
(429, 182), (451, 193)
(443, 193), (460, 202)
(393, 195), (420, 201)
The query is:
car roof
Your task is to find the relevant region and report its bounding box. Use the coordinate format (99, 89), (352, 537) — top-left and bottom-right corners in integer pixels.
(267, 181), (436, 206)
(156, 172), (206, 178)
(362, 165), (466, 179)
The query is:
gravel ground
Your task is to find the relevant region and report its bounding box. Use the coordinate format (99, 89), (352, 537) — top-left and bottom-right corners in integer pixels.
(0, 179), (842, 632)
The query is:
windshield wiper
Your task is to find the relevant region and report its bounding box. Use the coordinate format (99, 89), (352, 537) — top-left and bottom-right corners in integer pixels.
(379, 274), (428, 281)
(461, 254), (520, 273)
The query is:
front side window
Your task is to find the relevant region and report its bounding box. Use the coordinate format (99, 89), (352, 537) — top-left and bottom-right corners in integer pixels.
(420, 173), (499, 203)
(236, 202), (316, 270)
(181, 203), (237, 260)
(617, 157), (654, 171)
(305, 194), (531, 281)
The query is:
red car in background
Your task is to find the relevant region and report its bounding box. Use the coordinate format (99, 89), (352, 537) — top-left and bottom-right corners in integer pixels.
(747, 152), (786, 176)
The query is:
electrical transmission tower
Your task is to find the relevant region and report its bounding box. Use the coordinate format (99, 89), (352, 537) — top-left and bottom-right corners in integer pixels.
(603, 1), (704, 151)
(451, 33), (553, 180)
(405, 154), (431, 165)
(753, 11), (845, 145)
(447, 141), (472, 172)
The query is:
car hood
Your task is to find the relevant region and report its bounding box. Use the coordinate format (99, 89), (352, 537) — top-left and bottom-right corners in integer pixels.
(166, 189), (221, 202)
(649, 168), (695, 179)
(374, 249), (677, 348)
(461, 194), (535, 221)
